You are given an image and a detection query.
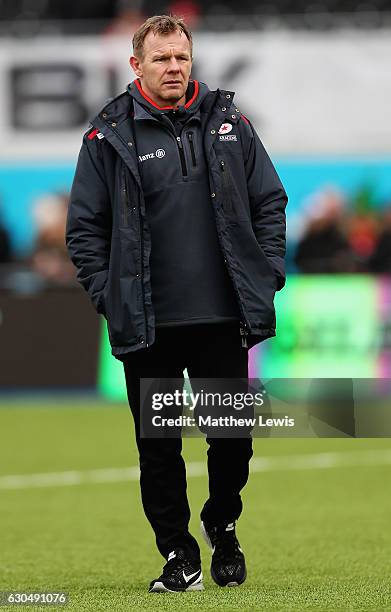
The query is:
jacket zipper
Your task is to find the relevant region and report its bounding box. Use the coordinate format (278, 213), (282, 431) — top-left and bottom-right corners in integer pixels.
(124, 167), (149, 347)
(137, 199), (149, 347)
(218, 161), (248, 346)
(112, 125), (149, 347)
(187, 132), (196, 167)
(176, 135), (188, 177)
(223, 257), (249, 348)
(121, 164), (130, 227)
(219, 159), (233, 213)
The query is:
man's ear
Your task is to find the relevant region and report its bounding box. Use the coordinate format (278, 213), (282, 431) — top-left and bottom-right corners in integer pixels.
(129, 55), (142, 78)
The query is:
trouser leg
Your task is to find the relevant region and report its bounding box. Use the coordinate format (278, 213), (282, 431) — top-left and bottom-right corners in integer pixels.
(185, 322), (253, 526)
(122, 328), (200, 562)
(200, 437), (253, 525)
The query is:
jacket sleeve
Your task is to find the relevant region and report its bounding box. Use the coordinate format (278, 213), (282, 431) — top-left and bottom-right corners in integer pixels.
(65, 132), (112, 315)
(240, 115), (288, 290)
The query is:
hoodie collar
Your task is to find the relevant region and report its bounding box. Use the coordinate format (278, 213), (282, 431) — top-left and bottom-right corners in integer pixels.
(127, 79), (209, 119)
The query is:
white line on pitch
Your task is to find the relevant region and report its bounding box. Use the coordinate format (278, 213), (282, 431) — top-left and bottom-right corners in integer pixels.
(1, 449), (391, 491)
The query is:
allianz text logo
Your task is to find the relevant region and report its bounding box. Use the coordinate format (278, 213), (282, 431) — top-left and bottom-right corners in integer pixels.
(138, 149), (166, 162)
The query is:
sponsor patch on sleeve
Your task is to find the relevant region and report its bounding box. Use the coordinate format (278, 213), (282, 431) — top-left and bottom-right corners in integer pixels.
(88, 128), (105, 140)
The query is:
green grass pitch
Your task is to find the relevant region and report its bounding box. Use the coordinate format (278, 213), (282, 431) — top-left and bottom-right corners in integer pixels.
(1, 401), (391, 611)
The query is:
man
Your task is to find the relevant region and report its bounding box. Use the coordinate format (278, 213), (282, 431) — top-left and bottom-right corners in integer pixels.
(66, 14), (287, 593)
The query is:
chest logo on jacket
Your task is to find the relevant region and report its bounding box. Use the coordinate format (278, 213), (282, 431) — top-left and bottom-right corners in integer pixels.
(138, 149), (166, 162)
(218, 122), (233, 134)
(218, 122), (237, 141)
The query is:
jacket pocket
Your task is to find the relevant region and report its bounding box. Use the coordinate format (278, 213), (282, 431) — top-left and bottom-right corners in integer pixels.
(187, 131), (197, 167)
(219, 159), (233, 214)
(256, 243), (279, 288)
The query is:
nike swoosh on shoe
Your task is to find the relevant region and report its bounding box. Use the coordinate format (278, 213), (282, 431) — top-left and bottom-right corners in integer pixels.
(183, 569), (201, 583)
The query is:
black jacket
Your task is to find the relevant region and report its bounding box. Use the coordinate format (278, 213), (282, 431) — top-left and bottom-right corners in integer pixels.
(66, 80), (288, 359)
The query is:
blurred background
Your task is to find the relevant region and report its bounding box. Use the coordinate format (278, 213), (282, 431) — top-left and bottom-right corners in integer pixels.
(0, 0), (390, 394)
(1, 4), (391, 609)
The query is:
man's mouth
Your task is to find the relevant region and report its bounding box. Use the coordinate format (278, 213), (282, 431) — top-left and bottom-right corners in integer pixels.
(164, 81), (181, 85)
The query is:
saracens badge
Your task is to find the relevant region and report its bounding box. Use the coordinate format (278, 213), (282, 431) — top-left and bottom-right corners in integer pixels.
(218, 123), (233, 135)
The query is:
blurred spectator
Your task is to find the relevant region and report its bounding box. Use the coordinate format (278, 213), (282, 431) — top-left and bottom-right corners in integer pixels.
(30, 193), (76, 284)
(344, 211), (379, 272)
(103, 3), (146, 37)
(294, 187), (355, 273)
(344, 184), (379, 272)
(103, 1), (201, 38)
(369, 206), (391, 274)
(166, 1), (202, 28)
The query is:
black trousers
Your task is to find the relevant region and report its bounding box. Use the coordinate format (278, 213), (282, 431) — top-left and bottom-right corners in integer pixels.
(122, 321), (253, 563)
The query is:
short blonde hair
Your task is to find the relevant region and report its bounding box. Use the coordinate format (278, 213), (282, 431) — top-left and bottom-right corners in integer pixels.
(132, 14), (193, 61)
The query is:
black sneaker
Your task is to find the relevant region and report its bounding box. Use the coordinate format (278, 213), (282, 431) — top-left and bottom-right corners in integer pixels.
(201, 520), (246, 587)
(148, 548), (204, 593)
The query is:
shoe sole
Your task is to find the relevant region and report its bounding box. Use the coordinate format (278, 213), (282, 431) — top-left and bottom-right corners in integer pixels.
(211, 565), (247, 587)
(149, 580), (204, 593)
(201, 520), (246, 588)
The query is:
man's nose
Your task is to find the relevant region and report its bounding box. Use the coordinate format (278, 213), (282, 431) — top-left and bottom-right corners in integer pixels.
(167, 57), (180, 71)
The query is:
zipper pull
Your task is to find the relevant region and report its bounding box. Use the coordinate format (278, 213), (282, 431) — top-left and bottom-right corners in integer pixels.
(240, 322), (248, 348)
(176, 136), (183, 149)
(220, 159), (225, 171)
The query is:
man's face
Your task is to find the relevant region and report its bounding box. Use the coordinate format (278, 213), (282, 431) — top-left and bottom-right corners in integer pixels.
(130, 29), (192, 107)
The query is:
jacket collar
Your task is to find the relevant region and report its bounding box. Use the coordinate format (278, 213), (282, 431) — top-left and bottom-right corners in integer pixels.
(127, 78), (206, 115)
(90, 83), (236, 128)
(131, 98), (202, 129)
